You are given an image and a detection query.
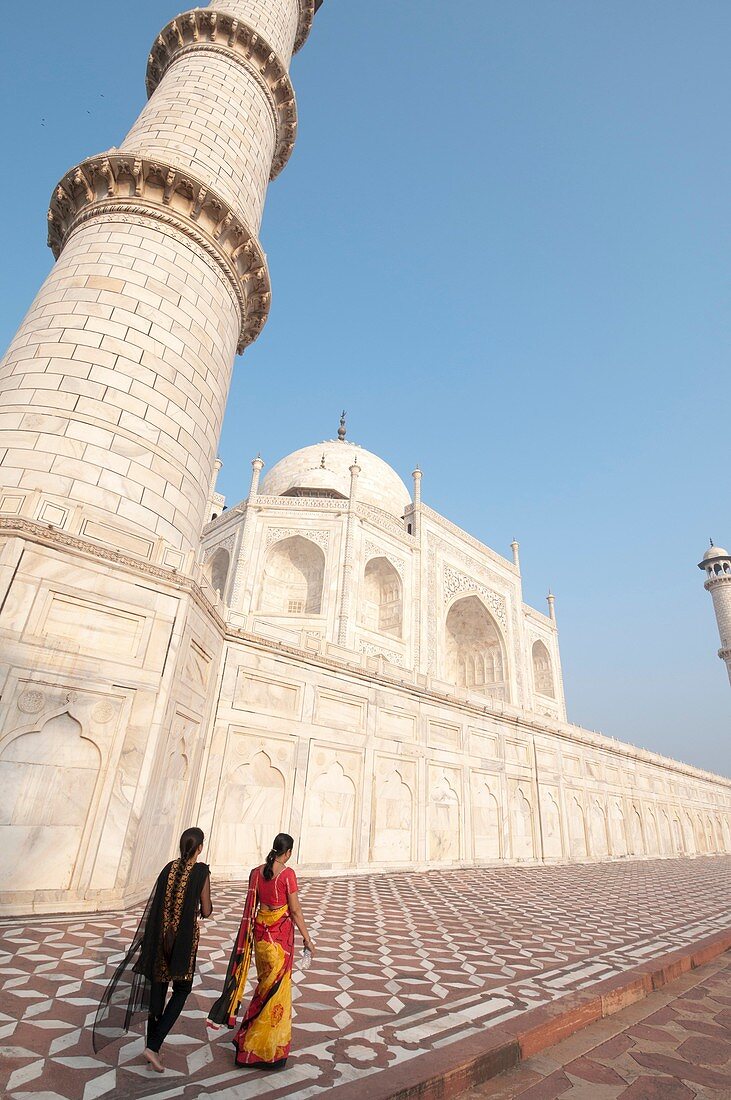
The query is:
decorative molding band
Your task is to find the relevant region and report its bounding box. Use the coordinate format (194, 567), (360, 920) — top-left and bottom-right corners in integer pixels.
(146, 11), (297, 180)
(0, 516), (226, 632)
(355, 502), (411, 540)
(295, 0), (316, 53)
(255, 495), (346, 512)
(47, 154), (270, 353)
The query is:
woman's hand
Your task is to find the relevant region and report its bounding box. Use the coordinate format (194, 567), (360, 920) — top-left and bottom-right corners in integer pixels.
(304, 939), (315, 957)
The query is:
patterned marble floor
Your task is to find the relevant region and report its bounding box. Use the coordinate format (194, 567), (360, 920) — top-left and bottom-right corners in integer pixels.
(1, 856), (730, 1100)
(466, 951), (731, 1098)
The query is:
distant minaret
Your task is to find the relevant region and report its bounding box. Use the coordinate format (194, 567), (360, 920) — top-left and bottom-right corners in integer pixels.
(698, 540), (731, 685)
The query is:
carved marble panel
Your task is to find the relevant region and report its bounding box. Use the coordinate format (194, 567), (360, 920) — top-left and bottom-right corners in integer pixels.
(302, 745), (362, 864)
(427, 766), (461, 861)
(370, 755), (416, 862)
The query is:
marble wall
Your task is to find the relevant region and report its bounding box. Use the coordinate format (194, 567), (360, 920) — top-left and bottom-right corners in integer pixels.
(198, 633), (731, 878)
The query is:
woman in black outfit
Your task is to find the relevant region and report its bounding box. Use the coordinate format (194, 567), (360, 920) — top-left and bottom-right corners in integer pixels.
(93, 826), (212, 1073)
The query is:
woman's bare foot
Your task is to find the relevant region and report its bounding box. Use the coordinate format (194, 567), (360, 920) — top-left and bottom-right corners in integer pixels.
(143, 1047), (164, 1073)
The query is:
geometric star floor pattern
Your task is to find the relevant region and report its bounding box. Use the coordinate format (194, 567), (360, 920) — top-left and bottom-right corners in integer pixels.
(1, 856), (729, 1100)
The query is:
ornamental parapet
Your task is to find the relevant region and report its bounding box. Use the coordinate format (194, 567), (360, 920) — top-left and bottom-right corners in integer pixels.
(47, 153), (271, 353)
(146, 10), (297, 180)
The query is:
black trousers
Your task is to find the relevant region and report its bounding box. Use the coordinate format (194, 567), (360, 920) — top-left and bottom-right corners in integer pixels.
(146, 979), (193, 1052)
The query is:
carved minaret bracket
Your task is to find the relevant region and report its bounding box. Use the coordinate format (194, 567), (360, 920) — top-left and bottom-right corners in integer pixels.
(47, 154), (271, 354)
(146, 10), (299, 180)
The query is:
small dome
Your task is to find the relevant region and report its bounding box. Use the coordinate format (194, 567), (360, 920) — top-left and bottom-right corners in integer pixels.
(702, 545), (730, 562)
(260, 439), (412, 518)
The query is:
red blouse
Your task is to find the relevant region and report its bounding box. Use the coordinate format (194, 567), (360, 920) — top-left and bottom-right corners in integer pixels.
(256, 865), (297, 908)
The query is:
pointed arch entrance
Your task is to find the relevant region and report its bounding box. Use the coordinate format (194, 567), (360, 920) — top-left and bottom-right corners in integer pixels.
(444, 595), (508, 701)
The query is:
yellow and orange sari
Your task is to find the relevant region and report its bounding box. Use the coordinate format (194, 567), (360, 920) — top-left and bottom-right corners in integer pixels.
(208, 866), (295, 1068)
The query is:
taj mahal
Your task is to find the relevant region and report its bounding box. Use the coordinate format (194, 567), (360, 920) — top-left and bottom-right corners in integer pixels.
(0, 0), (729, 919)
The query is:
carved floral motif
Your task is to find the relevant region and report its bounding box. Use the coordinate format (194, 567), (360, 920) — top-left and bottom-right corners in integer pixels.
(91, 701), (116, 724)
(364, 540), (405, 577)
(17, 690), (45, 715)
(204, 534), (236, 560)
(359, 641), (405, 667)
(265, 527), (329, 552)
(47, 154), (270, 353)
(443, 565), (507, 628)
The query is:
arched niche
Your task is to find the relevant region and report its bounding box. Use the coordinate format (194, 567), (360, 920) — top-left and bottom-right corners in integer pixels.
(260, 535), (325, 615)
(0, 712), (100, 892)
(629, 806), (644, 856)
(722, 817), (731, 853)
(590, 801), (609, 858)
(570, 797), (588, 859)
(444, 595), (508, 701)
(704, 815), (716, 852)
(671, 816), (684, 855)
(646, 810), (661, 856)
(682, 813), (696, 855)
(609, 802), (627, 857)
(511, 787), (534, 860)
(473, 779), (501, 860)
(428, 775), (461, 861)
(371, 768), (412, 862)
(542, 793), (562, 858)
(532, 640), (555, 699)
(302, 761), (356, 864)
(206, 546), (231, 600)
(214, 750), (286, 868)
(695, 815), (707, 853)
(146, 734), (190, 870)
(360, 557), (402, 638)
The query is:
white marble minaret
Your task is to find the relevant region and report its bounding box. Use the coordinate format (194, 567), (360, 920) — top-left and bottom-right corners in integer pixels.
(698, 541), (731, 685)
(0, 1), (323, 914)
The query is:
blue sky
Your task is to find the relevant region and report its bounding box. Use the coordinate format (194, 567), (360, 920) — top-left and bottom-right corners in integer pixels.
(1, 2), (728, 775)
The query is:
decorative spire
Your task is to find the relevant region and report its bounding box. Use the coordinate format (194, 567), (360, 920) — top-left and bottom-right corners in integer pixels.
(338, 410), (347, 441)
(710, 538), (715, 547)
(320, 453), (326, 468)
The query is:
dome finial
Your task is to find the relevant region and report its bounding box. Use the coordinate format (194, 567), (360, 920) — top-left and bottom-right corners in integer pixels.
(338, 410), (347, 441)
(710, 538), (715, 547)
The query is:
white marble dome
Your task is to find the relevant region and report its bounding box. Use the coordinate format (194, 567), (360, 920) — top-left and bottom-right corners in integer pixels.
(702, 545), (730, 562)
(260, 439), (412, 518)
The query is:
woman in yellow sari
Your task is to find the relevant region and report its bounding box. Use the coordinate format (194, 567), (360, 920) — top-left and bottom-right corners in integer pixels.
(208, 833), (313, 1070)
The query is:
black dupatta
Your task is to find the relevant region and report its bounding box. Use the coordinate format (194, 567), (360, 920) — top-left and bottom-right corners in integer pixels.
(92, 859), (209, 1052)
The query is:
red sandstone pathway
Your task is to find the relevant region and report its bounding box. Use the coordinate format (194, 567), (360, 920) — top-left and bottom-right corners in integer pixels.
(0, 857), (729, 1099)
(465, 951), (731, 1099)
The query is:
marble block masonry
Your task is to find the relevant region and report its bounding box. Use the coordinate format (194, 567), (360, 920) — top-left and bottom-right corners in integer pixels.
(0, 1), (729, 917)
